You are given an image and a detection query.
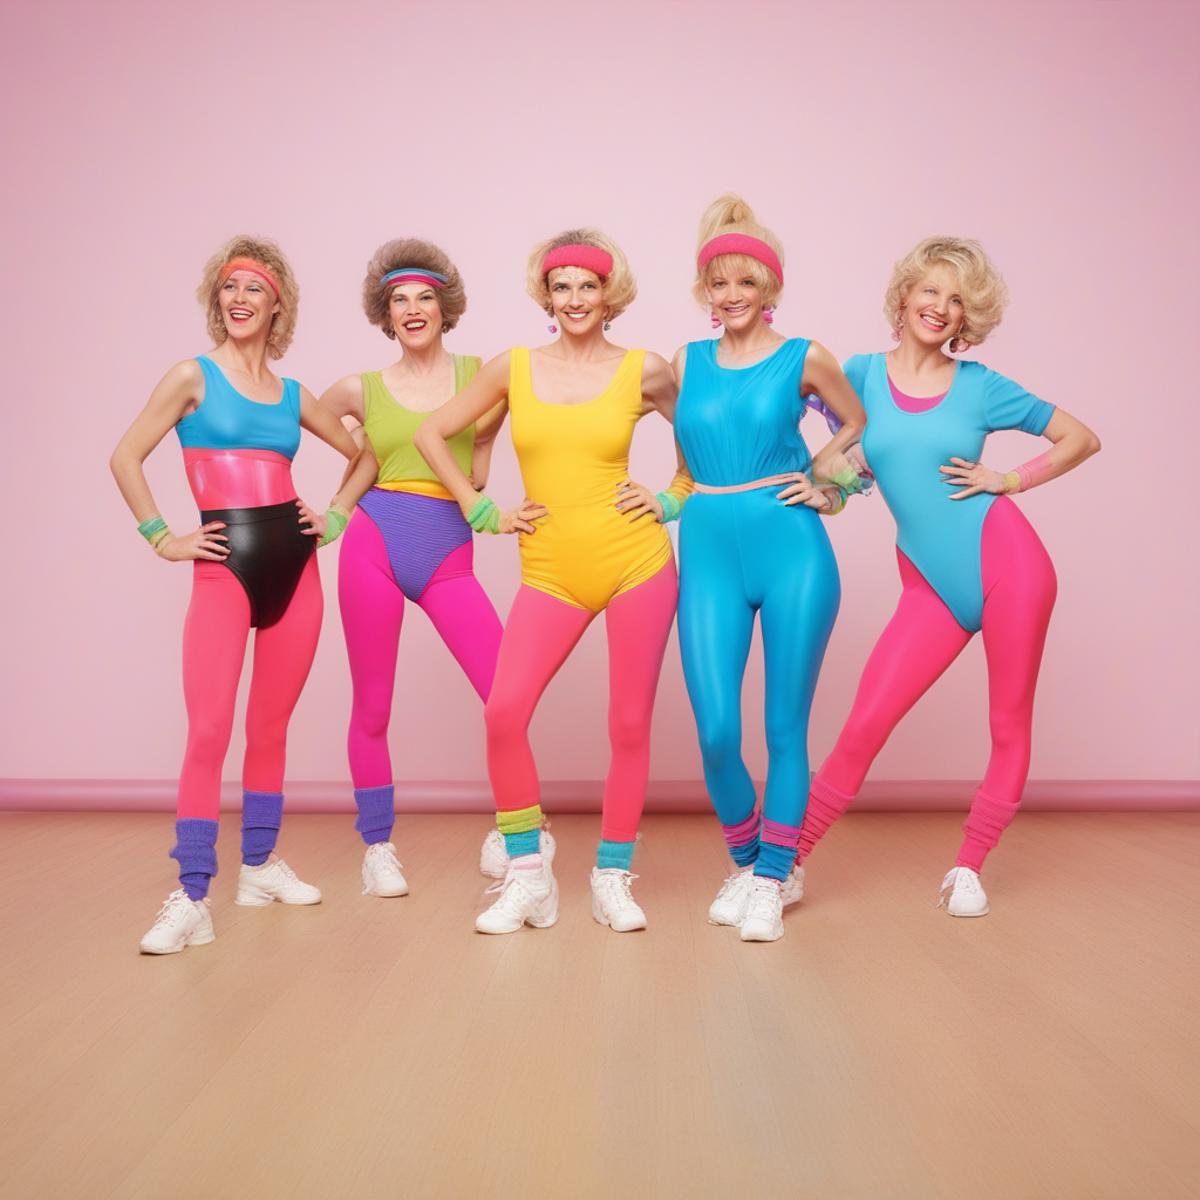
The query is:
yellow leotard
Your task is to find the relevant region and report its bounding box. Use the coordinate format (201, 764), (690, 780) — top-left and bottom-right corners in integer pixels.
(509, 346), (673, 613)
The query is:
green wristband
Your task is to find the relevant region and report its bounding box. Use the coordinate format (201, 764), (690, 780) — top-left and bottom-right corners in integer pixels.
(318, 507), (349, 548)
(655, 492), (682, 523)
(137, 515), (168, 543)
(466, 495), (501, 534)
(829, 465), (867, 496)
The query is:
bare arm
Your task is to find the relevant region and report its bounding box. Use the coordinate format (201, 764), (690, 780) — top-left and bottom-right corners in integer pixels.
(413, 352), (545, 534)
(941, 407), (1101, 499)
(616, 351), (694, 522)
(109, 360), (232, 562)
(802, 341), (867, 481)
(470, 399), (510, 491)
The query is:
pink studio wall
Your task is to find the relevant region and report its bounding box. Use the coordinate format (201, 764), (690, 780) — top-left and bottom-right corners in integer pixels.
(1, 0), (1196, 799)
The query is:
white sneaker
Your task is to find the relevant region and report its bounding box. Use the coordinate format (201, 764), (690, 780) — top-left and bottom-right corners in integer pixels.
(709, 864), (804, 926)
(475, 856), (559, 934)
(139, 889), (215, 954)
(938, 866), (990, 917)
(361, 842), (409, 897)
(235, 856), (322, 906)
(740, 877), (786, 942)
(590, 868), (648, 932)
(478, 828), (557, 879)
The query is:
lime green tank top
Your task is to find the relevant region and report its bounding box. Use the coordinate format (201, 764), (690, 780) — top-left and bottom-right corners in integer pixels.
(362, 354), (480, 496)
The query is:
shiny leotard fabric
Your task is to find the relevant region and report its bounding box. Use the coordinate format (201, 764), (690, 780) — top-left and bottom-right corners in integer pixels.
(338, 354), (502, 843)
(797, 353), (1058, 873)
(674, 338), (840, 879)
(508, 347), (672, 613)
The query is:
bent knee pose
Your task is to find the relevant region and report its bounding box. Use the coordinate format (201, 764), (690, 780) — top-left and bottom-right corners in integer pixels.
(796, 237), (1100, 916)
(111, 237), (360, 954)
(415, 229), (691, 934)
(319, 240), (505, 898)
(674, 196), (866, 943)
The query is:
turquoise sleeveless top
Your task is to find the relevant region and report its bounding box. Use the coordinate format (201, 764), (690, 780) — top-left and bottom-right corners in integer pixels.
(675, 338), (814, 485)
(175, 355), (302, 459)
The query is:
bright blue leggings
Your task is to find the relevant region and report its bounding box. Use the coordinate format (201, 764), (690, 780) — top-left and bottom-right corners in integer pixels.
(678, 491), (840, 835)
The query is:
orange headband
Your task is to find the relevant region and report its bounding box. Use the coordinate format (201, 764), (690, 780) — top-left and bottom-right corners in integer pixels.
(219, 257), (282, 297)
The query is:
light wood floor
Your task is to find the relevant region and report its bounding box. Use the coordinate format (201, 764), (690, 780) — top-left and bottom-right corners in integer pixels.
(0, 812), (1196, 1200)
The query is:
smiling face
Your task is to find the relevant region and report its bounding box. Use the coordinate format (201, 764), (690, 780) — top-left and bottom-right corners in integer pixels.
(899, 263), (965, 347)
(547, 266), (607, 336)
(218, 269), (280, 345)
(705, 265), (765, 332)
(388, 282), (444, 350)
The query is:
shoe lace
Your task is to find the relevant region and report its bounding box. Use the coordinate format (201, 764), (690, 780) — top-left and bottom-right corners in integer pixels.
(372, 843), (403, 871)
(936, 867), (963, 908)
(597, 870), (638, 908)
(483, 873), (536, 916)
(746, 877), (781, 919)
(716, 869), (751, 900)
(273, 859), (300, 883)
(151, 890), (191, 927)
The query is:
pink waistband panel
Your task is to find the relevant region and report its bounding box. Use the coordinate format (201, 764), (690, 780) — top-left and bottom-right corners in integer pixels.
(693, 472), (805, 495)
(184, 448), (297, 509)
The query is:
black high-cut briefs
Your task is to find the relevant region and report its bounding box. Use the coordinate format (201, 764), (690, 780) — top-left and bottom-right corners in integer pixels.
(200, 499), (314, 628)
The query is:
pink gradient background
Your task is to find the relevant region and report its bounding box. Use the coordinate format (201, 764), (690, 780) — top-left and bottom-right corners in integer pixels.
(1, 0), (1196, 802)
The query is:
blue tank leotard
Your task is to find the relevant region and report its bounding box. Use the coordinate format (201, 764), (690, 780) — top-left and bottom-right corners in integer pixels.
(675, 338), (841, 878)
(176, 355), (302, 458)
(847, 353), (1054, 631)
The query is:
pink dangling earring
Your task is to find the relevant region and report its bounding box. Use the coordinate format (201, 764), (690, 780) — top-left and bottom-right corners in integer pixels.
(710, 308), (721, 330)
(893, 306), (905, 343)
(548, 321), (558, 334)
(762, 307), (775, 325)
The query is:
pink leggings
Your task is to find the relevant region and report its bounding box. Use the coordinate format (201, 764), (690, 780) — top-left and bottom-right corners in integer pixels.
(799, 499), (1057, 871)
(339, 511), (502, 788)
(177, 556), (322, 819)
(485, 560), (678, 843)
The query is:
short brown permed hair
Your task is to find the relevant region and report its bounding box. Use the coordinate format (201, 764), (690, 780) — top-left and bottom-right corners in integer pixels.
(525, 228), (637, 320)
(362, 239), (467, 338)
(196, 235), (298, 360)
(884, 236), (1009, 348)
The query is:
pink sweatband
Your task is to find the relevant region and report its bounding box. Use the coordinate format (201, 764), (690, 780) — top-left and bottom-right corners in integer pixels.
(541, 244), (614, 278)
(1015, 451), (1055, 492)
(697, 234), (783, 284)
(219, 257), (281, 297)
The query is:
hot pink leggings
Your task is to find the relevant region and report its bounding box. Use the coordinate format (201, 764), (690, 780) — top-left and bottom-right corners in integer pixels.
(177, 556), (322, 819)
(799, 499), (1057, 872)
(339, 511), (502, 788)
(485, 560), (678, 843)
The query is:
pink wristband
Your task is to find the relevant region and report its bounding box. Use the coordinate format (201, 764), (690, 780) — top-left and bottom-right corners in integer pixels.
(1014, 451), (1054, 492)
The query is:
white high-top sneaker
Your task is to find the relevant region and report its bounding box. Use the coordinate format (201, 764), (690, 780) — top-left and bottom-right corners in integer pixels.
(361, 842), (409, 897)
(475, 856), (559, 934)
(938, 867), (990, 917)
(739, 877), (786, 942)
(709, 864), (804, 926)
(590, 868), (648, 932)
(139, 889), (215, 955)
(235, 856), (322, 906)
(479, 828), (557, 879)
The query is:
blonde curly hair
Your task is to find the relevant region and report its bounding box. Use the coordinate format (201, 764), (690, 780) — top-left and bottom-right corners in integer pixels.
(692, 194), (785, 309)
(196, 235), (298, 360)
(885, 237), (1009, 348)
(362, 238), (467, 338)
(525, 228), (636, 320)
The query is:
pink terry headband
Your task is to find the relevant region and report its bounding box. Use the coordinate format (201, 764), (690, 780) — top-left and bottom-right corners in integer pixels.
(697, 234), (783, 284)
(541, 244), (614, 278)
(219, 257), (281, 297)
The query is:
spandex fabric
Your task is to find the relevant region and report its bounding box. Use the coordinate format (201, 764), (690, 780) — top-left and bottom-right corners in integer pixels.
(674, 338), (840, 881)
